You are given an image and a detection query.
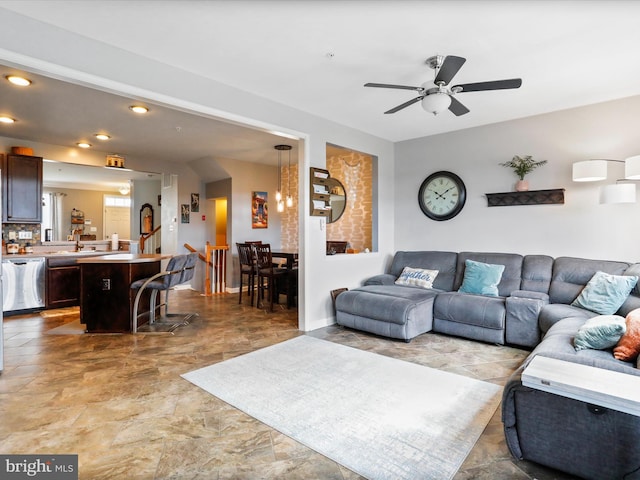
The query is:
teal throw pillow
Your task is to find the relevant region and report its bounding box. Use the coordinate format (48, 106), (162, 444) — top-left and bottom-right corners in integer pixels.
(571, 271), (639, 315)
(457, 259), (505, 297)
(574, 315), (627, 351)
(395, 267), (439, 289)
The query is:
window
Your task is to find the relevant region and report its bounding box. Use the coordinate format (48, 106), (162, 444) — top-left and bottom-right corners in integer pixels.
(104, 195), (131, 208)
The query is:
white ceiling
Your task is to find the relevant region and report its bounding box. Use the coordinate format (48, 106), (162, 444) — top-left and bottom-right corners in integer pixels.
(1, 1), (640, 173)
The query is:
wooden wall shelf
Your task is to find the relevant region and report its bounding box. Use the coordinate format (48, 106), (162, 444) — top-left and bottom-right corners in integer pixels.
(310, 167), (331, 217)
(486, 188), (565, 207)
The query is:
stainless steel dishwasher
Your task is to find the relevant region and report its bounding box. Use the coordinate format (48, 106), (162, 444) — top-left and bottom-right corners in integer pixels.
(2, 257), (45, 313)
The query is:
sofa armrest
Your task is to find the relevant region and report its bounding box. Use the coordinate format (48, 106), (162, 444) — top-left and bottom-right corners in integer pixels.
(509, 290), (549, 301)
(505, 290), (549, 348)
(364, 274), (397, 286)
(501, 367), (526, 460)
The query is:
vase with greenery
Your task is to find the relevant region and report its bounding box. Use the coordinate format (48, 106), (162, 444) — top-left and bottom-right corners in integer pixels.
(500, 155), (547, 191)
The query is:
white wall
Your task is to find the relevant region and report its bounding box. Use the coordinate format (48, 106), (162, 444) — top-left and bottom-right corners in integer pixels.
(395, 95), (640, 262)
(0, 9), (396, 330)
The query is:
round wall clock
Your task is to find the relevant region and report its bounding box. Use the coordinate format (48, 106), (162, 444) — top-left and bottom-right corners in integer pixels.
(418, 171), (467, 221)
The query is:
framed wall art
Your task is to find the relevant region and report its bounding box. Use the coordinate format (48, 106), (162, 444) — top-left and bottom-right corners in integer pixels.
(191, 193), (200, 212)
(181, 204), (190, 223)
(252, 191), (268, 229)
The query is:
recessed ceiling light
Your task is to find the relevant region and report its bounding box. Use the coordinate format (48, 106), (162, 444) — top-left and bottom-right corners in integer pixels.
(129, 105), (149, 114)
(5, 75), (31, 87)
(94, 133), (111, 140)
(0, 116), (16, 124)
(76, 142), (92, 149)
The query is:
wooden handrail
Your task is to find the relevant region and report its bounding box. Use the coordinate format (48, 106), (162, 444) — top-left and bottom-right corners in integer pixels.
(183, 242), (229, 295)
(184, 242), (211, 267)
(140, 225), (161, 253)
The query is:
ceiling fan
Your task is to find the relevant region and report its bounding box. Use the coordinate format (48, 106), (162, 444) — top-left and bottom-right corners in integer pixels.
(364, 55), (522, 116)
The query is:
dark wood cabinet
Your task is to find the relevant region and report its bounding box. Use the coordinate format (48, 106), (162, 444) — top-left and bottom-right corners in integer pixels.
(79, 257), (159, 333)
(46, 258), (81, 309)
(2, 153), (43, 223)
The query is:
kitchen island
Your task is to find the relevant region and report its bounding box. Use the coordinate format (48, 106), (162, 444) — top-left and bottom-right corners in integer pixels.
(77, 254), (165, 333)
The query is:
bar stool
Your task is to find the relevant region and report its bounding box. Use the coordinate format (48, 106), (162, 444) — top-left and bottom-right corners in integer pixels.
(130, 253), (198, 333)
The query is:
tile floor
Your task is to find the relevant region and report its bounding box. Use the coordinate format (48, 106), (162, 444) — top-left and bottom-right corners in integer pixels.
(0, 290), (577, 479)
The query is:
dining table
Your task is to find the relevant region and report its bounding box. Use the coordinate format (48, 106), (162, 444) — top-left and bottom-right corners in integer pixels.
(271, 250), (298, 308)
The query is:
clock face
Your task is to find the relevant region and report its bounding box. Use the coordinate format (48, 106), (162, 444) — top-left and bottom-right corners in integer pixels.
(418, 171), (466, 221)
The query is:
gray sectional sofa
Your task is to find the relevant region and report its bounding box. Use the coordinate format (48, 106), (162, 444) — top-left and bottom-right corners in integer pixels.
(334, 251), (640, 479)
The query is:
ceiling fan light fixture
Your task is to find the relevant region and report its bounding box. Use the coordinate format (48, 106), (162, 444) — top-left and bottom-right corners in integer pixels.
(421, 92), (451, 115)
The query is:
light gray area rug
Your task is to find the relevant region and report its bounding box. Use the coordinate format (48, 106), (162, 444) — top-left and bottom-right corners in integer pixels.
(182, 336), (501, 480)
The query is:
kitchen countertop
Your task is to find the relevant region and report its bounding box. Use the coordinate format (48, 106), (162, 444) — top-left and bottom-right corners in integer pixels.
(76, 253), (169, 264)
(3, 250), (122, 260)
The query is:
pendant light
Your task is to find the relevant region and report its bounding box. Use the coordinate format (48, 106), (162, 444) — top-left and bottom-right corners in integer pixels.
(285, 145), (293, 208)
(275, 145), (291, 212)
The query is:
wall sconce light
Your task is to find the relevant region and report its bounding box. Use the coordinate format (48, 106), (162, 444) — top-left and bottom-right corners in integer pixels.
(572, 157), (640, 204)
(572, 159), (609, 182)
(599, 182), (636, 204)
(625, 155), (640, 180)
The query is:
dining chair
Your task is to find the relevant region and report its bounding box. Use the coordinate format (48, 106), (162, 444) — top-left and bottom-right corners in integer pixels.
(253, 243), (287, 312)
(236, 243), (257, 306)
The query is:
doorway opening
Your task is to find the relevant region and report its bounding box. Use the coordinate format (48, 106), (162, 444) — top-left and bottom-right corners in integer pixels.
(103, 195), (131, 240)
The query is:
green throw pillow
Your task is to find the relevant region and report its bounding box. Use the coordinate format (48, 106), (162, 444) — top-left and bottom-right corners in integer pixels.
(571, 271), (639, 315)
(457, 259), (505, 297)
(574, 315), (627, 351)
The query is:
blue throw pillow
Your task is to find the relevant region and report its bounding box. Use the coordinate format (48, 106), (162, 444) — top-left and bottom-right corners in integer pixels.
(574, 315), (627, 351)
(457, 259), (505, 297)
(571, 271), (639, 315)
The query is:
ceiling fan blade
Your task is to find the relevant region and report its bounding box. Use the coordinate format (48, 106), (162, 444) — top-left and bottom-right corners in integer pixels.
(434, 56), (466, 85)
(384, 96), (423, 114)
(453, 78), (522, 93)
(448, 97), (470, 116)
(364, 82), (423, 91)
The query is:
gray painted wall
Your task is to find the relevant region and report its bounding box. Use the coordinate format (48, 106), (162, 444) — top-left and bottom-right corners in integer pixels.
(395, 95), (640, 262)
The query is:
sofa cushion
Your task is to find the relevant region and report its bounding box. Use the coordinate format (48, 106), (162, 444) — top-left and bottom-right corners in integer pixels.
(530, 317), (639, 374)
(614, 308), (640, 361)
(454, 252), (523, 297)
(434, 292), (506, 330)
(538, 303), (595, 333)
(571, 271), (639, 315)
(389, 251), (458, 291)
(394, 266), (438, 289)
(573, 315), (626, 351)
(548, 256), (630, 305)
(521, 255), (554, 293)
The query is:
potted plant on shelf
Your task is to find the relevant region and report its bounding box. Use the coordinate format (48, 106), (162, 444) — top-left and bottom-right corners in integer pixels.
(500, 155), (547, 191)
